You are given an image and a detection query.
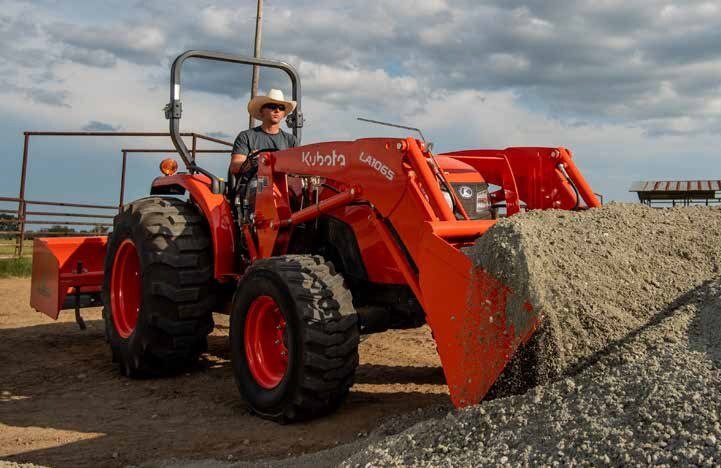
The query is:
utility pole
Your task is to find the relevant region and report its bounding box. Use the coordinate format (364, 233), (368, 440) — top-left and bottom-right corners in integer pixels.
(249, 0), (263, 129)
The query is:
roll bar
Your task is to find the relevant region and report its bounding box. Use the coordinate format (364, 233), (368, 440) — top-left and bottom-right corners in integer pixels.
(165, 50), (303, 172)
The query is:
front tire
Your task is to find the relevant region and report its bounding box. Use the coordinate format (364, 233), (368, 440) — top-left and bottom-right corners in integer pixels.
(102, 197), (215, 377)
(230, 255), (359, 422)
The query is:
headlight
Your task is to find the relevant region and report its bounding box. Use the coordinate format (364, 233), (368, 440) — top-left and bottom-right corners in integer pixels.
(442, 190), (454, 210)
(476, 190), (491, 212)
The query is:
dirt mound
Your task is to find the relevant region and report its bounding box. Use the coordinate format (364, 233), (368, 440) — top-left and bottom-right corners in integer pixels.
(344, 281), (721, 466)
(342, 204), (721, 465)
(471, 203), (721, 393)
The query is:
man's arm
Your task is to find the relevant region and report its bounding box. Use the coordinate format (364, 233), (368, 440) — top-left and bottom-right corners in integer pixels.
(230, 153), (247, 174)
(230, 132), (250, 174)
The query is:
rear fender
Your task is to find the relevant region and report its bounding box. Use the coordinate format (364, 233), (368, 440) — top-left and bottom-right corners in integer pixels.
(151, 174), (237, 280)
(31, 237), (107, 320)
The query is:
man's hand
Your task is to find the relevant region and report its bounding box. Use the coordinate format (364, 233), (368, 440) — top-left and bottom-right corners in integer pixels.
(229, 153), (247, 174)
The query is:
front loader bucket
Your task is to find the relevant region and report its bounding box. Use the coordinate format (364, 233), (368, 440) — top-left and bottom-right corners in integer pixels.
(416, 225), (541, 407)
(31, 236), (107, 320)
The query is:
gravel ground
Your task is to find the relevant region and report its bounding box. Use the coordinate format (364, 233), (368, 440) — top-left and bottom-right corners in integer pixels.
(0, 278), (447, 467)
(342, 204), (721, 466)
(0, 463), (48, 467)
(140, 406), (451, 468)
(139, 204), (721, 467)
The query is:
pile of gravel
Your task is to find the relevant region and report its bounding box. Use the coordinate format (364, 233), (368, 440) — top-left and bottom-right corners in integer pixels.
(473, 203), (721, 393)
(343, 204), (721, 465)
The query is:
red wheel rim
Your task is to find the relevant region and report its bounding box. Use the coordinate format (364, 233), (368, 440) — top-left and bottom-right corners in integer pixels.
(244, 296), (288, 389)
(110, 239), (141, 339)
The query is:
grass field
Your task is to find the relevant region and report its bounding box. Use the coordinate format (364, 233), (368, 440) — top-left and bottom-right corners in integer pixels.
(0, 257), (31, 278)
(0, 240), (33, 257)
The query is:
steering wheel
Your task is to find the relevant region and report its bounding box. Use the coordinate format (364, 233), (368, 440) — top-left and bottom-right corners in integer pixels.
(227, 148), (278, 197)
(244, 147), (277, 171)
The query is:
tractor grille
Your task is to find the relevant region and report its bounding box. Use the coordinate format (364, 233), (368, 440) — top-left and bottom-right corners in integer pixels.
(451, 182), (492, 220)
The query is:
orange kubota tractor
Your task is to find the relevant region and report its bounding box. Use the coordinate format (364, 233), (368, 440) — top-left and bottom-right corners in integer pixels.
(30, 51), (600, 422)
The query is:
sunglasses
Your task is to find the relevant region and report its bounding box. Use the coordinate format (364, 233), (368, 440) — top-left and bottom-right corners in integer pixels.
(262, 103), (286, 111)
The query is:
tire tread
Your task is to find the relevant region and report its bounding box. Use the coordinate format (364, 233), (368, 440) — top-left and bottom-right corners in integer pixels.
(239, 254), (359, 422)
(102, 196), (214, 377)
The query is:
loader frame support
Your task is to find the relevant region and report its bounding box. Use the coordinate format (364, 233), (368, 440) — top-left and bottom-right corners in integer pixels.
(443, 147), (600, 210)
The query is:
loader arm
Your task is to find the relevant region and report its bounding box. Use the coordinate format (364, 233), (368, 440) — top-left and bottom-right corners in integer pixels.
(251, 137), (598, 407)
(442, 147), (601, 211)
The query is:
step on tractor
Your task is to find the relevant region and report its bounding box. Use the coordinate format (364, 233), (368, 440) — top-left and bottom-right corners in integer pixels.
(30, 51), (600, 422)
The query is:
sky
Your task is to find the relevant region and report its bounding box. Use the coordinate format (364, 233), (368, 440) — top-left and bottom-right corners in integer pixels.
(1, 0), (721, 214)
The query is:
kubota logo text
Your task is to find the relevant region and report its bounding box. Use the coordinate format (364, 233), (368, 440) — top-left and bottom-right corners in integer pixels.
(301, 150), (346, 167)
(359, 152), (395, 181)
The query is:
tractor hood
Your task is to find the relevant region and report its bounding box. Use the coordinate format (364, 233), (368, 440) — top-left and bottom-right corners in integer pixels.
(436, 156), (486, 184)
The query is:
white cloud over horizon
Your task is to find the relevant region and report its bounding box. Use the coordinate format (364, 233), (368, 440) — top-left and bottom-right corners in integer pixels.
(0, 0), (720, 203)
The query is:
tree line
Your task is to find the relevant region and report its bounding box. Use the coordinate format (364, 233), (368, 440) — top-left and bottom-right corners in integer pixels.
(0, 214), (109, 239)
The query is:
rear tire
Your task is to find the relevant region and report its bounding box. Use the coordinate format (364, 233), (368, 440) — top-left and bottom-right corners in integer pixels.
(230, 255), (359, 422)
(102, 197), (215, 377)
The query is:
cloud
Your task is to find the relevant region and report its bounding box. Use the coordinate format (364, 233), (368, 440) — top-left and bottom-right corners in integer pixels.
(46, 22), (166, 65)
(20, 87), (70, 107)
(0, 0), (720, 204)
(0, 12), (54, 70)
(61, 47), (117, 68)
(300, 61), (422, 112)
(82, 120), (121, 131)
(23, 0), (721, 137)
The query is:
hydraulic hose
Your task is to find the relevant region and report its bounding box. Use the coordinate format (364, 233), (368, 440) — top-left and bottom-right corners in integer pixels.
(557, 163), (580, 210)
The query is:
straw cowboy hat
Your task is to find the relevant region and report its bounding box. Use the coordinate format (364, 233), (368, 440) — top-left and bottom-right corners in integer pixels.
(247, 89), (297, 120)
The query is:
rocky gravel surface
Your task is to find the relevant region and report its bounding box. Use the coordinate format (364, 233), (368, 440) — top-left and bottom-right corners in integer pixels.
(0, 462), (48, 467)
(343, 204), (721, 466)
(142, 204), (721, 467)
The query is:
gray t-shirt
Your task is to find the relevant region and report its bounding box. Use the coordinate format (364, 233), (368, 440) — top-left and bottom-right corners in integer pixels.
(232, 126), (298, 155)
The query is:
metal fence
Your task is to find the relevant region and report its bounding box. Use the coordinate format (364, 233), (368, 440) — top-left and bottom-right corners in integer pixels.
(0, 131), (232, 258)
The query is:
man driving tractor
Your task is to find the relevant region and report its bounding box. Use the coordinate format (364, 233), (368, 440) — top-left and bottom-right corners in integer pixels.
(230, 89), (297, 174)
